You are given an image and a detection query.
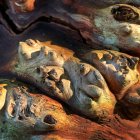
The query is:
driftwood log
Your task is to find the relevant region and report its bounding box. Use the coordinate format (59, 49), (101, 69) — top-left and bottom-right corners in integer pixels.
(0, 0), (140, 140)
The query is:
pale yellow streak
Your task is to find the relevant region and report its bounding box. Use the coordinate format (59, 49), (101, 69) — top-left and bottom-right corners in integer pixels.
(0, 84), (7, 110)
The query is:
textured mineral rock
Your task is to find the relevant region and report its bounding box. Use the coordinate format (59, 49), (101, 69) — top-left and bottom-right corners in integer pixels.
(12, 39), (116, 119)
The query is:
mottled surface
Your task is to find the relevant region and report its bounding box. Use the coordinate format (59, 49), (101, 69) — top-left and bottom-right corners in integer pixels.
(12, 39), (116, 119)
(0, 0), (140, 139)
(83, 50), (140, 99)
(0, 80), (139, 140)
(0, 84), (7, 110)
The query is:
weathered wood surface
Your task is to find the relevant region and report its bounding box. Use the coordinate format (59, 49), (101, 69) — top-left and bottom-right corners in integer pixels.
(0, 80), (140, 140)
(0, 0), (140, 140)
(2, 0), (140, 56)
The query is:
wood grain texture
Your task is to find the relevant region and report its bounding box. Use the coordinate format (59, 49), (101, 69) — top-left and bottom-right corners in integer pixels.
(0, 0), (139, 139)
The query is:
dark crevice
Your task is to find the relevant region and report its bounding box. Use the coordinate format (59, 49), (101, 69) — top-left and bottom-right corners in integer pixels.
(0, 3), (87, 44)
(43, 115), (57, 125)
(0, 4), (19, 34)
(17, 16), (53, 34)
(18, 115), (24, 120)
(50, 17), (87, 44)
(14, 15), (87, 45)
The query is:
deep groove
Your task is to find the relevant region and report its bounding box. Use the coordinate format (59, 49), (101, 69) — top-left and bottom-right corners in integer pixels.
(0, 3), (87, 44)
(0, 4), (19, 34)
(51, 17), (87, 44)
